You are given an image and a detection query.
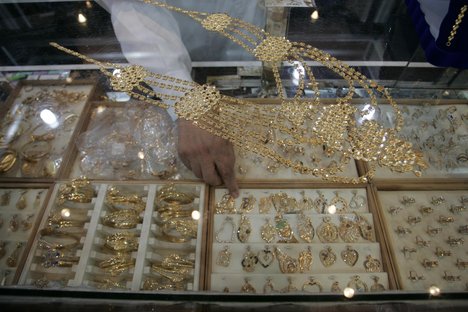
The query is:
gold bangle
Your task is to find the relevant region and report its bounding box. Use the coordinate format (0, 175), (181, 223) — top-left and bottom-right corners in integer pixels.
(156, 184), (195, 205)
(98, 254), (135, 276)
(38, 227), (81, 250)
(104, 232), (139, 252)
(102, 210), (141, 229)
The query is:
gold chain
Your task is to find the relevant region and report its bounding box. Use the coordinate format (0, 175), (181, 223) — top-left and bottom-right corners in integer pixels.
(446, 5), (467, 46)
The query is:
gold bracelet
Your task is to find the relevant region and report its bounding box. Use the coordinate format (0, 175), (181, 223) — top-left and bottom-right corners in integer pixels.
(104, 232), (139, 252)
(102, 209), (141, 229)
(38, 227), (81, 250)
(156, 184), (195, 205)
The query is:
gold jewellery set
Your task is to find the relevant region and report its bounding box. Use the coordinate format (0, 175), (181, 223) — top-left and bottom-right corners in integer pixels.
(50, 0), (427, 184)
(0, 87), (85, 177)
(386, 193), (467, 285)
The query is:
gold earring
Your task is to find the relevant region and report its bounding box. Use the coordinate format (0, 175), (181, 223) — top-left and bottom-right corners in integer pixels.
(319, 246), (336, 267)
(317, 216), (338, 243)
(297, 211), (314, 243)
(260, 218), (276, 243)
(363, 255), (382, 273)
(237, 214), (252, 243)
(216, 245), (231, 267)
(341, 245), (359, 267)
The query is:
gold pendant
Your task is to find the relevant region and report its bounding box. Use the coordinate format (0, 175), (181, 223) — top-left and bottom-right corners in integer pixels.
(338, 217), (360, 243)
(274, 247), (299, 274)
(259, 196), (272, 214)
(297, 211), (314, 243)
(319, 246), (336, 267)
(298, 190), (314, 211)
(257, 245), (275, 268)
(347, 275), (368, 292)
(364, 255), (382, 273)
(215, 216), (236, 243)
(354, 212), (374, 241)
(341, 245), (359, 267)
(241, 246), (258, 272)
(216, 245), (231, 267)
(317, 216), (338, 243)
(1, 191), (11, 206)
(370, 276), (386, 292)
(330, 281), (341, 293)
(314, 191), (327, 213)
(298, 246), (313, 273)
(275, 213), (298, 243)
(260, 218), (276, 243)
(330, 191), (348, 214)
(240, 278), (256, 293)
(263, 277), (275, 294)
(239, 195), (256, 214)
(215, 193), (236, 214)
(237, 214), (252, 243)
(349, 190), (366, 210)
(16, 191), (27, 210)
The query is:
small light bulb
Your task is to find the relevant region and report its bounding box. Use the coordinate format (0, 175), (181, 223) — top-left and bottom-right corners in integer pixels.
(327, 204), (337, 214)
(85, 1), (92, 9)
(311, 10), (319, 20)
(429, 285), (441, 296)
(78, 13), (87, 24)
(138, 151), (145, 159)
(40, 109), (58, 127)
(96, 106), (106, 114)
(61, 208), (71, 218)
(65, 77), (73, 83)
(191, 210), (201, 220)
(343, 287), (355, 298)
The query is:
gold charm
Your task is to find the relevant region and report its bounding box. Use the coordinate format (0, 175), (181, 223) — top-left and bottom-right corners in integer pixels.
(407, 216), (422, 225)
(16, 191), (27, 210)
(402, 246), (417, 259)
(415, 235), (430, 247)
(330, 281), (341, 293)
(263, 277), (275, 294)
(215, 216), (236, 243)
(400, 196), (415, 206)
(349, 190), (366, 210)
(456, 259), (468, 269)
(275, 213), (298, 243)
(447, 236), (464, 246)
(240, 278), (256, 293)
(338, 216), (360, 243)
(435, 247), (451, 258)
(347, 275), (368, 292)
(241, 246), (258, 272)
(330, 191), (348, 214)
(364, 255), (382, 272)
(237, 214), (252, 243)
(388, 206), (402, 215)
(431, 196), (445, 206)
(408, 270), (424, 282)
(302, 277), (322, 292)
(426, 225), (442, 236)
(341, 245), (359, 267)
(458, 225), (468, 235)
(297, 211), (314, 243)
(274, 247), (299, 274)
(216, 245), (231, 267)
(317, 216), (338, 243)
(257, 245), (275, 268)
(438, 215), (454, 225)
(319, 246), (336, 267)
(370, 276), (385, 292)
(419, 206), (434, 215)
(260, 218), (276, 243)
(443, 271), (461, 282)
(259, 196), (273, 214)
(395, 226), (412, 236)
(449, 205), (466, 214)
(215, 193), (236, 214)
(298, 246), (313, 273)
(239, 195), (256, 214)
(421, 258), (439, 269)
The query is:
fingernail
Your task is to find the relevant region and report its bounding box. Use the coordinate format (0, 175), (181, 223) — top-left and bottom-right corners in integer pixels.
(231, 191), (239, 198)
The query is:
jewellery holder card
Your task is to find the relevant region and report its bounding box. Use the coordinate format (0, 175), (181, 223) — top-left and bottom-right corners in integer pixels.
(208, 187), (389, 294)
(0, 80), (96, 180)
(367, 103), (468, 181)
(19, 180), (206, 292)
(0, 185), (51, 286)
(65, 101), (197, 181)
(374, 187), (468, 291)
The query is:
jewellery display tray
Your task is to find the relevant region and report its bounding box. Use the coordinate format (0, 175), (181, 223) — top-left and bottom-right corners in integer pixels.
(374, 185), (468, 291)
(207, 185), (392, 294)
(0, 80), (96, 181)
(360, 101), (468, 181)
(18, 180), (207, 291)
(0, 184), (52, 286)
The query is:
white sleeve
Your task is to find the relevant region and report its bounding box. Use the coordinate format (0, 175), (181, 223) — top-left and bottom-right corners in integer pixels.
(98, 0), (192, 119)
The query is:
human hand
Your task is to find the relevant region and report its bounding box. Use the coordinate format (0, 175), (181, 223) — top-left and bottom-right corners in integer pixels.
(177, 119), (239, 198)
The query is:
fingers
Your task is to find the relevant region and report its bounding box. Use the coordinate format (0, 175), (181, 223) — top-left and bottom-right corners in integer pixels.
(215, 158), (239, 198)
(200, 161), (222, 186)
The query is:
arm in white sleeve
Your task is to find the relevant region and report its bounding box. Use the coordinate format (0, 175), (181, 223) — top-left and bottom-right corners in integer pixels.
(98, 0), (192, 119)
